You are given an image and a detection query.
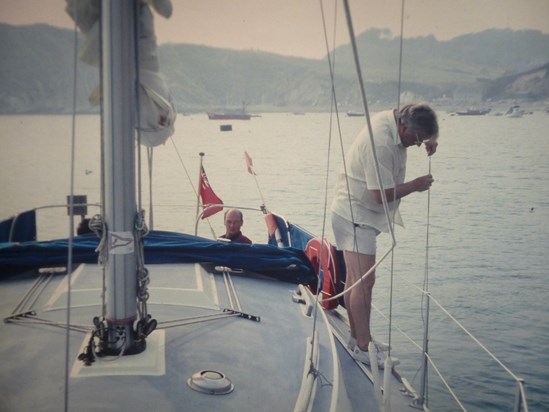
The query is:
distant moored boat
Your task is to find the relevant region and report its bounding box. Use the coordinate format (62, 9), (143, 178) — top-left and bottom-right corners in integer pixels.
(346, 111), (365, 117)
(455, 108), (491, 116)
(207, 107), (251, 120)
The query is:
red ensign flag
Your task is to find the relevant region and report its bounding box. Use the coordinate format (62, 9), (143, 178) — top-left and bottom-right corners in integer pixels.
(199, 165), (223, 218)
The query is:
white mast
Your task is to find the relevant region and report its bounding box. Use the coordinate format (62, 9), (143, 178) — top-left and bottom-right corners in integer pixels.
(101, 0), (144, 355)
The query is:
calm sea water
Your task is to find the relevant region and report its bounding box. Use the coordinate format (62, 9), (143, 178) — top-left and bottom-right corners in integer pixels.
(1, 112), (548, 411)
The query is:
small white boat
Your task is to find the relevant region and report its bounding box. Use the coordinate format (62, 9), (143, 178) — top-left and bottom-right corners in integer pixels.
(347, 111), (365, 117)
(506, 105), (525, 118)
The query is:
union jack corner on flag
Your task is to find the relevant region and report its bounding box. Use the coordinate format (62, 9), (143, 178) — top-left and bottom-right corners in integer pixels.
(199, 165), (223, 219)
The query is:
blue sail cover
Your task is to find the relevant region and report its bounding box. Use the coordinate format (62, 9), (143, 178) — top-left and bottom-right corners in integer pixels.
(0, 210), (36, 243)
(0, 230), (316, 284)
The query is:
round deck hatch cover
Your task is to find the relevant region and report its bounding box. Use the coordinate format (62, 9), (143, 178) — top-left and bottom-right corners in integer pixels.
(187, 370), (234, 395)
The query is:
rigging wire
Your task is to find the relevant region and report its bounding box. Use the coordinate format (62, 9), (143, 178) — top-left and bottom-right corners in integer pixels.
(418, 156), (433, 404)
(315, 0), (403, 380)
(133, 1), (151, 325)
(396, 0), (405, 121)
(422, 159), (432, 312)
(313, 8), (438, 372)
(134, 1), (145, 217)
(309, 3), (402, 360)
(170, 136), (196, 193)
(323, 2), (439, 405)
(303, 0), (336, 363)
(63, 6), (81, 411)
(317, 0), (340, 244)
(322, 5), (437, 401)
(148, 148), (154, 229)
(387, 0), (408, 362)
(168, 137), (218, 236)
(341, 0), (398, 247)
(316, 0), (369, 326)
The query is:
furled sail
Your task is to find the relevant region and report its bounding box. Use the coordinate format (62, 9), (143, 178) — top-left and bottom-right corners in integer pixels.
(65, 0), (176, 146)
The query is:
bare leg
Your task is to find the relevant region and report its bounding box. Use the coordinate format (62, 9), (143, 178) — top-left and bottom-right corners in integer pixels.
(343, 250), (376, 351)
(344, 278), (356, 340)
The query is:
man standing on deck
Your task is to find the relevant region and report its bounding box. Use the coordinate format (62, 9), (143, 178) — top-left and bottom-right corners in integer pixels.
(219, 209), (252, 244)
(331, 102), (439, 366)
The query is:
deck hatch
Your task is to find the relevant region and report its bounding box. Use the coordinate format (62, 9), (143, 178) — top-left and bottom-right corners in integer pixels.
(187, 370), (234, 395)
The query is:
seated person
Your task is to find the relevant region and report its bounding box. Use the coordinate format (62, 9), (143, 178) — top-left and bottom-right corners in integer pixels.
(77, 218), (92, 235)
(218, 209), (252, 244)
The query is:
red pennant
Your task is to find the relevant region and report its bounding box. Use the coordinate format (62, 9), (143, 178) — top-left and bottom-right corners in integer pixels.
(244, 151), (256, 175)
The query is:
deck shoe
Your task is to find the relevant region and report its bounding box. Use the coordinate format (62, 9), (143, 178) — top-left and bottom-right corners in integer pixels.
(352, 347), (386, 369)
(352, 347), (400, 369)
(373, 340), (391, 352)
(347, 336), (357, 351)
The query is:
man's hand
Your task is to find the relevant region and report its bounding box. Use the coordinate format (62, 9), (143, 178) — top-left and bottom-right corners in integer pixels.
(414, 174), (434, 192)
(425, 139), (438, 156)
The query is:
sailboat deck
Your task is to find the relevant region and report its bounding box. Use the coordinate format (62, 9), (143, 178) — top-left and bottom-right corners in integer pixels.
(0, 263), (417, 411)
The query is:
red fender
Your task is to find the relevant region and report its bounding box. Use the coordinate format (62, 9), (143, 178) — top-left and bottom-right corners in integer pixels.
(304, 237), (340, 309)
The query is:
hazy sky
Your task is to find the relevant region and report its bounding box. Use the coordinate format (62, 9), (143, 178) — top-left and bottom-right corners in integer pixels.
(1, 0), (548, 59)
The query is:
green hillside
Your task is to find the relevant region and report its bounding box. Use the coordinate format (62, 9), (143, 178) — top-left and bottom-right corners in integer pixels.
(1, 23), (548, 114)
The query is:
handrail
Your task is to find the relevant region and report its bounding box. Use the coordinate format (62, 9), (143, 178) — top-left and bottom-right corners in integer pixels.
(193, 204), (266, 236)
(4, 203), (102, 242)
(34, 203), (101, 212)
(427, 292), (529, 411)
(515, 379), (529, 412)
(372, 279), (529, 411)
(293, 333), (320, 412)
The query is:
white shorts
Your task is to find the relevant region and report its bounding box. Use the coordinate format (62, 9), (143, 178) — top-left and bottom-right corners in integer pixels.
(331, 212), (379, 255)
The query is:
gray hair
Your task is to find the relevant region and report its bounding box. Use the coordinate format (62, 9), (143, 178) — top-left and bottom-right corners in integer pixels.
(398, 103), (439, 138)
